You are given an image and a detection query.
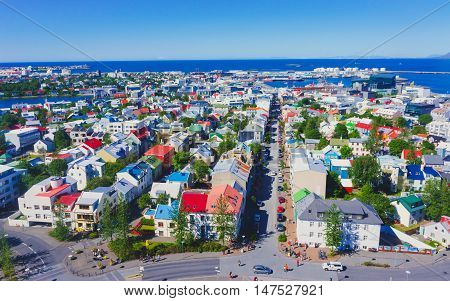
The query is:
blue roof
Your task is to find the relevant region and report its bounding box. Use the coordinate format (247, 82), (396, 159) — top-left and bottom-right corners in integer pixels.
(406, 165), (425, 181)
(145, 208), (156, 216)
(167, 171), (190, 183)
(154, 201), (179, 220)
(423, 166), (440, 178)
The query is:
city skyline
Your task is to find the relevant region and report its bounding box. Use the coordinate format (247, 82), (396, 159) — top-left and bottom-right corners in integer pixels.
(1, 0), (450, 62)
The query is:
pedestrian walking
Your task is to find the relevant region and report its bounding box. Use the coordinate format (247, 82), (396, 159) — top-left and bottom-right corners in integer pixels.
(156, 254), (161, 262)
(238, 260), (241, 267)
(296, 259), (300, 267)
(229, 272), (233, 280)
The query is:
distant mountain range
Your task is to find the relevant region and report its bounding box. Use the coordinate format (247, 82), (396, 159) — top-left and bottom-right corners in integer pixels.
(428, 52), (450, 59)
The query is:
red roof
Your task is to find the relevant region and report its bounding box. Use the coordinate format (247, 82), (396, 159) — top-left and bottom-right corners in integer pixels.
(56, 192), (81, 208)
(181, 191), (209, 213)
(56, 153), (72, 159)
(356, 122), (372, 130)
(402, 149), (422, 159)
(36, 184), (71, 197)
(83, 138), (103, 150)
(144, 145), (174, 157)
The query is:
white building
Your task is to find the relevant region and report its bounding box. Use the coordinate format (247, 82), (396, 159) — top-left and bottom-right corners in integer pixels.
(116, 161), (153, 195)
(295, 192), (383, 251)
(16, 176), (77, 226)
(107, 119), (146, 135)
(67, 156), (105, 190)
(0, 165), (23, 209)
(420, 216), (449, 248)
(426, 121), (450, 138)
(5, 127), (41, 152)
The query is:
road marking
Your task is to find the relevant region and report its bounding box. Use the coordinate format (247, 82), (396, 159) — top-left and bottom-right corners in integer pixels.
(22, 242), (47, 270)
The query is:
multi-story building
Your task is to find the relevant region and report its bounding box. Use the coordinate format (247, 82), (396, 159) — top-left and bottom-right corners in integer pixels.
(5, 127), (41, 152)
(144, 145), (175, 171)
(0, 165), (23, 209)
(420, 216), (449, 248)
(17, 176), (77, 226)
(289, 152), (327, 198)
(392, 195), (425, 227)
(67, 156), (105, 190)
(107, 119), (146, 135)
(348, 138), (370, 157)
(426, 121), (450, 138)
(295, 191), (383, 251)
(116, 161), (152, 195)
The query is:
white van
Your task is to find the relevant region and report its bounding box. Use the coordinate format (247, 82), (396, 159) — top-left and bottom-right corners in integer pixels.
(322, 262), (344, 272)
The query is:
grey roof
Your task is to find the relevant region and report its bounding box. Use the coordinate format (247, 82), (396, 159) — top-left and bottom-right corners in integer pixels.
(295, 193), (383, 225)
(349, 138), (367, 143)
(114, 178), (135, 194)
(423, 155), (444, 165)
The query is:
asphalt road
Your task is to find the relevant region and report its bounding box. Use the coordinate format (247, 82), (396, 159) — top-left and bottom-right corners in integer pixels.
(142, 258), (220, 281)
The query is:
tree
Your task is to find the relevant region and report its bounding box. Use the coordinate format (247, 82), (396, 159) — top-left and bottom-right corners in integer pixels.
(422, 179), (449, 221)
(114, 196), (131, 260)
(137, 193), (152, 209)
(192, 159), (210, 182)
(48, 159), (68, 177)
(339, 145), (352, 159)
(388, 139), (412, 157)
(326, 171), (345, 198)
(357, 184), (394, 224)
(333, 123), (349, 139)
(304, 128), (322, 139)
(0, 233), (15, 279)
(103, 133), (111, 145)
(170, 203), (192, 249)
(364, 130), (382, 156)
(421, 141), (436, 155)
(49, 203), (71, 241)
(156, 193), (170, 206)
(172, 151), (190, 171)
(100, 199), (115, 241)
(180, 117), (195, 128)
(218, 133), (237, 156)
(394, 117), (407, 128)
(324, 204), (342, 254)
(418, 114), (432, 125)
(249, 142), (262, 163)
(411, 126), (427, 135)
(213, 195), (236, 245)
(316, 138), (329, 150)
(85, 176), (114, 191)
(348, 130), (361, 139)
(351, 156), (381, 188)
(54, 129), (71, 150)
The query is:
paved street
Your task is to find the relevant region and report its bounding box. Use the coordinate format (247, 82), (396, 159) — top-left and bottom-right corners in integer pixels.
(142, 258), (220, 281)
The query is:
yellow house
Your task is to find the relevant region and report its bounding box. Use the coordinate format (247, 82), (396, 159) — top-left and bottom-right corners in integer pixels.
(97, 148), (118, 163)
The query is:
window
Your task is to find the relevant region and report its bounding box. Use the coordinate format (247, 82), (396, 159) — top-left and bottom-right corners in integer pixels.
(43, 206), (50, 211)
(35, 214), (41, 219)
(309, 232), (314, 237)
(318, 233), (323, 238)
(158, 222), (164, 227)
(34, 205), (40, 210)
(318, 222), (322, 227)
(309, 222), (314, 227)
(363, 235), (367, 241)
(363, 225), (368, 230)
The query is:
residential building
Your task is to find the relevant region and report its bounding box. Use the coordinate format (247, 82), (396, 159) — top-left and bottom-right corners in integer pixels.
(154, 201), (179, 237)
(116, 161), (153, 195)
(420, 216), (449, 248)
(144, 145), (175, 171)
(149, 182), (182, 204)
(0, 165), (23, 209)
(5, 127), (41, 152)
(290, 153), (327, 198)
(211, 157), (252, 196)
(392, 195), (425, 227)
(67, 156), (105, 190)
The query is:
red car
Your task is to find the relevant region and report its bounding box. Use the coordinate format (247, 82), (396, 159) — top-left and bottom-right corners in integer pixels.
(278, 197), (286, 204)
(277, 206), (285, 213)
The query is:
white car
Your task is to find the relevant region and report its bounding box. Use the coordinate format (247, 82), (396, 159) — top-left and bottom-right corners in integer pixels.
(269, 171), (277, 177)
(322, 262), (344, 272)
(278, 177), (283, 183)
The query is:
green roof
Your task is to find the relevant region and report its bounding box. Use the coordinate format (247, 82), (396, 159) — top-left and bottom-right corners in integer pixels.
(396, 195), (425, 213)
(330, 138), (349, 146)
(293, 188), (311, 203)
(142, 155), (162, 168)
(189, 124), (203, 133)
(209, 132), (223, 140)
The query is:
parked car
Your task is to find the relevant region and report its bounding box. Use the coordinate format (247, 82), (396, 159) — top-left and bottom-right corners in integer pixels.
(277, 206), (285, 213)
(254, 213), (261, 223)
(368, 248), (378, 252)
(278, 197), (286, 203)
(277, 186), (282, 191)
(277, 213), (285, 222)
(322, 262), (344, 272)
(253, 265), (273, 275)
(278, 177), (283, 183)
(269, 171), (276, 176)
(276, 224), (286, 232)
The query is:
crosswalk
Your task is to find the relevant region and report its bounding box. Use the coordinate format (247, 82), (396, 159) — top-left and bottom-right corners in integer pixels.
(28, 264), (68, 281)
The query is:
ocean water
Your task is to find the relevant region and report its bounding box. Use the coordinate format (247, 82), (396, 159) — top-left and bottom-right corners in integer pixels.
(1, 59), (449, 108)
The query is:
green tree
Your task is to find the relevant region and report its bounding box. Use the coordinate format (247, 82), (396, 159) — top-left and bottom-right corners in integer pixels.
(422, 179), (449, 221)
(49, 203), (71, 241)
(333, 123), (349, 139)
(213, 195), (236, 245)
(85, 176), (114, 191)
(304, 128), (322, 139)
(100, 199), (115, 241)
(218, 133), (237, 156)
(54, 129), (71, 150)
(357, 184), (394, 224)
(324, 204), (342, 254)
(114, 196), (131, 260)
(316, 138), (329, 150)
(339, 145), (352, 159)
(170, 203), (192, 249)
(351, 156), (381, 188)
(249, 142), (262, 163)
(326, 171), (345, 198)
(421, 141), (436, 155)
(394, 117), (407, 128)
(48, 159), (68, 177)
(192, 159), (210, 182)
(180, 117), (195, 128)
(137, 193), (152, 209)
(418, 114), (432, 125)
(172, 151), (191, 171)
(388, 139), (412, 157)
(348, 130), (361, 139)
(103, 133), (111, 145)
(411, 126), (427, 135)
(0, 233), (15, 279)
(364, 129), (382, 156)
(156, 193), (170, 206)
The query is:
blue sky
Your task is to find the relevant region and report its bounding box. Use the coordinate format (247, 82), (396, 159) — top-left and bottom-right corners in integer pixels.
(1, 0), (449, 62)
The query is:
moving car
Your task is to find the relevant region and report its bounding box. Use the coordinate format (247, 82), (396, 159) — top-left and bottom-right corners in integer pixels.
(322, 262), (344, 272)
(276, 224), (286, 232)
(253, 265), (273, 275)
(277, 206), (285, 213)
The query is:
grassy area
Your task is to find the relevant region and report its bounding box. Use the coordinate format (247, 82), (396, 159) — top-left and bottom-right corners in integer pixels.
(362, 261), (390, 268)
(138, 225), (156, 231)
(423, 240), (440, 248)
(392, 223), (420, 233)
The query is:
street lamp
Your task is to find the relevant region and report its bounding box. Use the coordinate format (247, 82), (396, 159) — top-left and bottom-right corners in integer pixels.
(405, 270), (411, 281)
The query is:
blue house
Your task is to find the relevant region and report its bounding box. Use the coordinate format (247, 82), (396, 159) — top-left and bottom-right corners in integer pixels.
(406, 164), (441, 191)
(322, 146), (341, 168)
